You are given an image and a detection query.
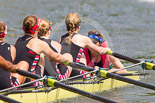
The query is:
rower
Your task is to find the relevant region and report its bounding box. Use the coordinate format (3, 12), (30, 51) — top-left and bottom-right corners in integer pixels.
(38, 19), (72, 80)
(12, 15), (70, 87)
(83, 30), (128, 73)
(0, 21), (18, 90)
(59, 12), (111, 77)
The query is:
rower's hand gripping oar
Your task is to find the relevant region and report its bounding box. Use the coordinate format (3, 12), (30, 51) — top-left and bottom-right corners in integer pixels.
(15, 69), (117, 103)
(66, 62), (155, 91)
(106, 51), (155, 70)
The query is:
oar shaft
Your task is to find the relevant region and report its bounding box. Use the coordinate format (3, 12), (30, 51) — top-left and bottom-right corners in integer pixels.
(110, 52), (155, 70)
(69, 62), (155, 90)
(112, 53), (140, 63)
(0, 94), (21, 103)
(16, 70), (41, 79)
(118, 73), (149, 76)
(106, 73), (155, 90)
(68, 62), (95, 71)
(54, 81), (117, 103)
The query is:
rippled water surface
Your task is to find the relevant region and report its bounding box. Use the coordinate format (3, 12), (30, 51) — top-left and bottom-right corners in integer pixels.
(1, 0), (155, 102)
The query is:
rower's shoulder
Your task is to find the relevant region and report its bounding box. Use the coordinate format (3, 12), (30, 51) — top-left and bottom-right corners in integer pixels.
(73, 34), (85, 38)
(29, 38), (47, 47)
(51, 40), (62, 53)
(51, 40), (61, 47)
(31, 38), (44, 42)
(74, 34), (90, 41)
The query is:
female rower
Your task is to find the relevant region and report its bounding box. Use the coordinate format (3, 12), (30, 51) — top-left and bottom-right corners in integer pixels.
(38, 19), (72, 80)
(0, 21), (18, 89)
(84, 30), (127, 73)
(12, 15), (70, 86)
(59, 12), (111, 77)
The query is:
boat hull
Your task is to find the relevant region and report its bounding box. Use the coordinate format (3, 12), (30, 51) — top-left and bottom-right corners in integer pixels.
(0, 74), (139, 103)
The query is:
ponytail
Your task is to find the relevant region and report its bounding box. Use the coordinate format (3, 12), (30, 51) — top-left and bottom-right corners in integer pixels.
(24, 20), (33, 29)
(65, 13), (81, 44)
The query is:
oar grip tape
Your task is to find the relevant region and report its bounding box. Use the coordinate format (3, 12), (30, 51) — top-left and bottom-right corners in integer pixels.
(63, 60), (70, 66)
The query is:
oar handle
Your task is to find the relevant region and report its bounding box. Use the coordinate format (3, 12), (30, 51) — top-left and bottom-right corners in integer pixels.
(16, 70), (41, 79)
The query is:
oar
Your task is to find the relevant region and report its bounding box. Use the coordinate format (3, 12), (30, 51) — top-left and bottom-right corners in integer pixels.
(0, 94), (21, 103)
(67, 62), (155, 90)
(15, 70), (117, 103)
(118, 73), (149, 76)
(106, 51), (155, 70)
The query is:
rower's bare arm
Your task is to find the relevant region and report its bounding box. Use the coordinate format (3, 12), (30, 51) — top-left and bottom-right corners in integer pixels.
(41, 41), (68, 63)
(82, 36), (108, 55)
(109, 55), (124, 69)
(0, 56), (19, 72)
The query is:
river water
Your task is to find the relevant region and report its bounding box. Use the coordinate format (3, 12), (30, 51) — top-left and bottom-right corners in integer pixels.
(0, 0), (155, 103)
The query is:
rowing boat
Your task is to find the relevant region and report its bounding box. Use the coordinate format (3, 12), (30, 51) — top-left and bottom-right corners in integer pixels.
(0, 51), (153, 103)
(0, 71), (139, 103)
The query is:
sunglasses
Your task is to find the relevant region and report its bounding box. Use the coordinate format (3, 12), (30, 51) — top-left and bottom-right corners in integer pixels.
(88, 31), (101, 36)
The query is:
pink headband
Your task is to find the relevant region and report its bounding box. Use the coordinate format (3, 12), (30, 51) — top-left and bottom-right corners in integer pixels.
(0, 25), (7, 38)
(22, 17), (41, 34)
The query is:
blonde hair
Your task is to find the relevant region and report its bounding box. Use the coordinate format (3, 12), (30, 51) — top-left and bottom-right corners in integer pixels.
(23, 15), (38, 33)
(38, 19), (51, 36)
(65, 12), (81, 44)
